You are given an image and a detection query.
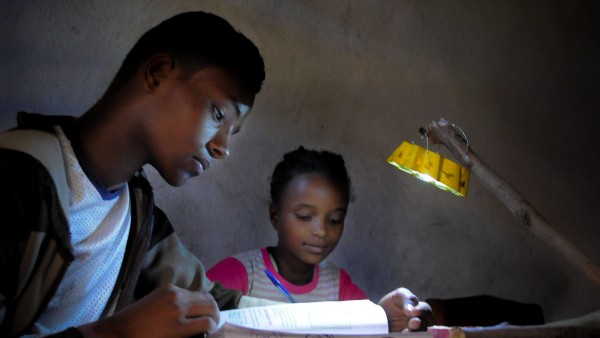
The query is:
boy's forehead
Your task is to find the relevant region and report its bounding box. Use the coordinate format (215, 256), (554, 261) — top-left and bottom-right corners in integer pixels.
(191, 67), (255, 111)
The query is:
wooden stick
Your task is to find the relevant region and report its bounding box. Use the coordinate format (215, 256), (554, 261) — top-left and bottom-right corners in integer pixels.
(421, 118), (600, 287)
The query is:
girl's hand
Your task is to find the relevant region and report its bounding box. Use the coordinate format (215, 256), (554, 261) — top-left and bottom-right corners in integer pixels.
(378, 287), (433, 332)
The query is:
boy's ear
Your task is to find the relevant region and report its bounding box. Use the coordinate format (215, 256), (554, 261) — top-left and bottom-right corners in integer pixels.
(144, 53), (175, 92)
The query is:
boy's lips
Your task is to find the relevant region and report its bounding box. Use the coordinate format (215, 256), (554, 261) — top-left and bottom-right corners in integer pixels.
(193, 156), (210, 171)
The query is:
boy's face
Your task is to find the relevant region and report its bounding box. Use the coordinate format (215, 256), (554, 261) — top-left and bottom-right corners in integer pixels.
(271, 173), (347, 271)
(145, 65), (255, 186)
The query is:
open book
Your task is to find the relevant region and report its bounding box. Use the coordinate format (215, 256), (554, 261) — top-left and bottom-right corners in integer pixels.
(212, 299), (433, 338)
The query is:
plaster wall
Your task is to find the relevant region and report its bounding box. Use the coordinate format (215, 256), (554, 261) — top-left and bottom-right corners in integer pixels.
(1, 0), (598, 323)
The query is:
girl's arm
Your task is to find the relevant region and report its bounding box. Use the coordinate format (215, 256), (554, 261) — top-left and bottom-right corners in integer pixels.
(207, 257), (249, 295)
(338, 268), (368, 300)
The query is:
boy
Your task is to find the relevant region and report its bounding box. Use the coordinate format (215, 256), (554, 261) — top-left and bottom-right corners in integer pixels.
(0, 11), (430, 338)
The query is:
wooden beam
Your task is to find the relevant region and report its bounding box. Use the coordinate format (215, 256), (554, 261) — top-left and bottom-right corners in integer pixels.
(421, 118), (600, 287)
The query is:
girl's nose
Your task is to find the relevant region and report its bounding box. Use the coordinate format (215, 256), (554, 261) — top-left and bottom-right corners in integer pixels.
(311, 220), (326, 237)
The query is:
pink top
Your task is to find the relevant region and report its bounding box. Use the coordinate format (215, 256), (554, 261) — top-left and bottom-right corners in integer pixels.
(207, 247), (367, 302)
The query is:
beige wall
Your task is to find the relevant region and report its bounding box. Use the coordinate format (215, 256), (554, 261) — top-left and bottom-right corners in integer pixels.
(1, 0), (598, 322)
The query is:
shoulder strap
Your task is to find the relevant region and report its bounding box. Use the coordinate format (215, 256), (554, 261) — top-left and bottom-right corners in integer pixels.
(0, 129), (70, 217)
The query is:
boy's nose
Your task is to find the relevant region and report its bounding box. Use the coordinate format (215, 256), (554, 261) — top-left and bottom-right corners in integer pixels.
(208, 139), (230, 159)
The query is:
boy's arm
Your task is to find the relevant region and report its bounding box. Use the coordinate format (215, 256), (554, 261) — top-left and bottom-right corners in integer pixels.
(0, 147), (74, 337)
(138, 210), (281, 310)
(137, 208), (241, 308)
(0, 151), (22, 333)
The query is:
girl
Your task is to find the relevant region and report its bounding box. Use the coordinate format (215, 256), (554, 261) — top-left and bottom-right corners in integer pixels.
(207, 146), (367, 302)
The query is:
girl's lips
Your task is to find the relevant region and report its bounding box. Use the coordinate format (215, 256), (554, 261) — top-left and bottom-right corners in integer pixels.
(304, 243), (328, 254)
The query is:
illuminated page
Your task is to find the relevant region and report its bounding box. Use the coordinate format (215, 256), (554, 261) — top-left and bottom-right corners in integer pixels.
(218, 324), (435, 338)
(220, 299), (389, 334)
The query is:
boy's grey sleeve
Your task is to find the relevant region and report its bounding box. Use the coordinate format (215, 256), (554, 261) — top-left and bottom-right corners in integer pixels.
(139, 230), (216, 292)
(138, 219), (243, 309)
(209, 281), (243, 310)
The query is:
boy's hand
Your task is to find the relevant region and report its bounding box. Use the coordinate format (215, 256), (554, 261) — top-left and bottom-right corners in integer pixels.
(378, 287), (433, 332)
(79, 284), (220, 338)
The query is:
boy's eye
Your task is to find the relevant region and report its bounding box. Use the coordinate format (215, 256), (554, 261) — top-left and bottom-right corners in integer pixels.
(212, 106), (225, 122)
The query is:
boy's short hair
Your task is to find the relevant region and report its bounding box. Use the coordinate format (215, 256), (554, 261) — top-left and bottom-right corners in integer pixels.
(108, 11), (265, 95)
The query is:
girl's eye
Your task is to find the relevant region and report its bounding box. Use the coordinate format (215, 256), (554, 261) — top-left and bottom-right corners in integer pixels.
(296, 214), (311, 221)
(329, 218), (344, 225)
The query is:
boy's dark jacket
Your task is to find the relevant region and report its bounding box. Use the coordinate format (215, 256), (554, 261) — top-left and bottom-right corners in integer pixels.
(0, 112), (241, 337)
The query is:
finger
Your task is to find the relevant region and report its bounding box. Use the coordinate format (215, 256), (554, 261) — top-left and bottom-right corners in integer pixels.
(186, 299), (220, 322)
(407, 317), (421, 331)
(401, 294), (427, 317)
(183, 290), (214, 302)
(395, 288), (419, 307)
(181, 291), (215, 310)
(389, 291), (413, 316)
(409, 301), (433, 317)
(415, 302), (434, 329)
(182, 315), (219, 336)
(404, 302), (416, 315)
(416, 301), (432, 311)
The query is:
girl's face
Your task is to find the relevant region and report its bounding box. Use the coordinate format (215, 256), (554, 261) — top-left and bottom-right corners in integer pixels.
(271, 173), (348, 272)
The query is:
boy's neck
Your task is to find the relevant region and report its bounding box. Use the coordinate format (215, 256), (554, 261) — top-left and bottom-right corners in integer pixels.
(73, 99), (145, 191)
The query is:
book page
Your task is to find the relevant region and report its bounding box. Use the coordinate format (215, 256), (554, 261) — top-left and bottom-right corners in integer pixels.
(218, 323), (433, 338)
(220, 299), (389, 334)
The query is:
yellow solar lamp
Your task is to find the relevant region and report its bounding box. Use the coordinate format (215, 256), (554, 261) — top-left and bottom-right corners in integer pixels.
(387, 141), (469, 197)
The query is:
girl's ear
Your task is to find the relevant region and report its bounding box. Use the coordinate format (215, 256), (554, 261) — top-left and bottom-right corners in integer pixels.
(269, 206), (279, 230)
(144, 53), (175, 92)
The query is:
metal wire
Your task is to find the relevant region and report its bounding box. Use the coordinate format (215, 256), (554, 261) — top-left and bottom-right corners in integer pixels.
(450, 122), (470, 161)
